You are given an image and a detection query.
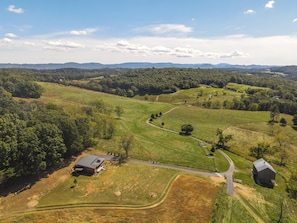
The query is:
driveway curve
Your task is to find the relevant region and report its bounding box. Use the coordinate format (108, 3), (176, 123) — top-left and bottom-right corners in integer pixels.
(145, 107), (235, 195)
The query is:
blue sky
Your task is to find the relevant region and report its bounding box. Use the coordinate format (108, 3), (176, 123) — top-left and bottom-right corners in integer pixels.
(1, 0), (297, 65)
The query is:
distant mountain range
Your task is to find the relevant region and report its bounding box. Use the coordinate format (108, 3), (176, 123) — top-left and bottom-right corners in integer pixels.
(0, 62), (274, 70)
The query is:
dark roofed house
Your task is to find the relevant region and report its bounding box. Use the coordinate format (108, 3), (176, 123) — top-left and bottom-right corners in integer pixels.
(253, 158), (276, 188)
(74, 155), (105, 175)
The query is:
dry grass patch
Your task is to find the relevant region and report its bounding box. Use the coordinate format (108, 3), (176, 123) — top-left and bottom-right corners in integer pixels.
(1, 175), (220, 223)
(224, 126), (274, 157)
(233, 183), (271, 222)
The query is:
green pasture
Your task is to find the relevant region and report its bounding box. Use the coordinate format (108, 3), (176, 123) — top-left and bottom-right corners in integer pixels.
(135, 83), (270, 108)
(37, 82), (297, 172)
(136, 83), (270, 106)
(152, 105), (270, 142)
(225, 82), (270, 93)
(38, 82), (229, 171)
(136, 85), (243, 105)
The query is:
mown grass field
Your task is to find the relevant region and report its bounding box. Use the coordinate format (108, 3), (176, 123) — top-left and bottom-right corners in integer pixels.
(151, 105), (270, 141)
(37, 82), (229, 172)
(38, 162), (179, 206)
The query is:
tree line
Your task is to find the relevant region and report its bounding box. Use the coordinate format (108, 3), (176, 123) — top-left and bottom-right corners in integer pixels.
(67, 68), (297, 115)
(0, 69), (43, 98)
(0, 86), (117, 186)
(3, 67), (297, 116)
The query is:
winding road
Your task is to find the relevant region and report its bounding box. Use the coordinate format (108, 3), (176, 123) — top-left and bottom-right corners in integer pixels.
(144, 107), (235, 195)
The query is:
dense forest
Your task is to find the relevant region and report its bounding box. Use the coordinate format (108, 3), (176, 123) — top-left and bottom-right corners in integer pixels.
(0, 69), (43, 98)
(0, 72), (116, 185)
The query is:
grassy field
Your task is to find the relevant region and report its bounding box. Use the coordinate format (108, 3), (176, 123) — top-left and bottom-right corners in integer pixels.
(135, 83), (269, 106)
(151, 105), (270, 142)
(1, 175), (220, 223)
(37, 82), (229, 171)
(2, 82), (297, 222)
(38, 162), (179, 206)
(135, 84), (242, 105)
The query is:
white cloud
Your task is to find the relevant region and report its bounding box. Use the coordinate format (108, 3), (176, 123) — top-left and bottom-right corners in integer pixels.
(265, 1), (275, 9)
(24, 41), (36, 46)
(152, 46), (172, 53)
(220, 50), (247, 58)
(45, 40), (84, 51)
(244, 10), (256, 15)
(127, 45), (149, 52)
(1, 34), (297, 65)
(293, 18), (297, 23)
(7, 5), (24, 14)
(137, 24), (193, 35)
(0, 38), (13, 46)
(205, 52), (220, 59)
(95, 38), (249, 61)
(5, 33), (17, 38)
(174, 47), (194, 54)
(2, 38), (12, 43)
(116, 40), (130, 47)
(70, 28), (97, 35)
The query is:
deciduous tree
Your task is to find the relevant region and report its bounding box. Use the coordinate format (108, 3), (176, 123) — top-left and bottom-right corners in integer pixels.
(181, 124), (194, 135)
(214, 128), (233, 150)
(115, 105), (124, 119)
(120, 135), (134, 158)
(249, 142), (270, 159)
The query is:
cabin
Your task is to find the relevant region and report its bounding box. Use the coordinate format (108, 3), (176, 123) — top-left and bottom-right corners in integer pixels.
(252, 158), (276, 188)
(73, 155), (105, 175)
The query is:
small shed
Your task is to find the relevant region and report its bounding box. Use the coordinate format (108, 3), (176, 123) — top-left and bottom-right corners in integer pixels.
(253, 158), (276, 188)
(74, 155), (105, 175)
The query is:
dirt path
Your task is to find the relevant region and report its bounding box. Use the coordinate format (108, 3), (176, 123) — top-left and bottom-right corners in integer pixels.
(233, 183), (269, 223)
(235, 194), (266, 223)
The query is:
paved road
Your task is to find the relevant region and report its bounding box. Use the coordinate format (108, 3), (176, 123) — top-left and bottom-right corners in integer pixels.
(128, 159), (221, 177)
(101, 154), (234, 195)
(218, 150), (235, 195)
(99, 107), (235, 195)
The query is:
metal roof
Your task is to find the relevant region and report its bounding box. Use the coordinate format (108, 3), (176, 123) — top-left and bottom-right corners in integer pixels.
(75, 155), (105, 169)
(253, 158), (276, 173)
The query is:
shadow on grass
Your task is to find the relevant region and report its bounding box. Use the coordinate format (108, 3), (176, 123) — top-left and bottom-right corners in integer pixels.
(179, 132), (192, 136)
(0, 156), (76, 197)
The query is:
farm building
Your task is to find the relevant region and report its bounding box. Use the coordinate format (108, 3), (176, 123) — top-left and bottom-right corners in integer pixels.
(73, 155), (105, 175)
(252, 158), (276, 188)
